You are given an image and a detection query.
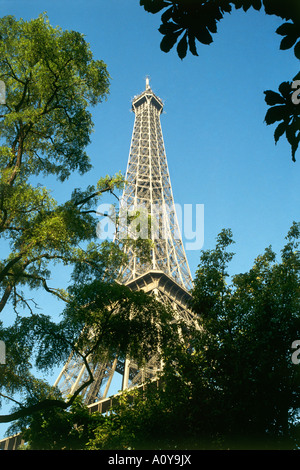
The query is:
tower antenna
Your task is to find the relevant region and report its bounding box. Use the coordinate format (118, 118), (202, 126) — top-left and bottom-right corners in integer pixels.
(145, 75), (151, 90)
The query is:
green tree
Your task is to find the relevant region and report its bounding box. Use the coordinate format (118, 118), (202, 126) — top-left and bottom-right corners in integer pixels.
(139, 0), (300, 161)
(0, 12), (110, 317)
(189, 224), (300, 447)
(5, 276), (178, 448)
(9, 391), (105, 450)
(0, 14), (172, 429)
(85, 224), (300, 450)
(0, 12), (112, 424)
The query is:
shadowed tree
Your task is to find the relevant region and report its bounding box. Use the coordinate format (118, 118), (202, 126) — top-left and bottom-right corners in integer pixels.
(7, 224), (300, 449)
(85, 224), (300, 450)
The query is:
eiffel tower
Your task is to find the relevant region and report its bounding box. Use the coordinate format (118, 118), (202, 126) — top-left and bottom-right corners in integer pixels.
(53, 79), (196, 404)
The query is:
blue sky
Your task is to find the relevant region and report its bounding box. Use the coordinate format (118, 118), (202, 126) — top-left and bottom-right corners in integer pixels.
(0, 0), (299, 439)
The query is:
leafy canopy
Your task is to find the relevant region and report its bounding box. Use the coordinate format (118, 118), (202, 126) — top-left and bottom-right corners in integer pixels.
(0, 13), (110, 180)
(88, 223), (300, 450)
(19, 223), (300, 450)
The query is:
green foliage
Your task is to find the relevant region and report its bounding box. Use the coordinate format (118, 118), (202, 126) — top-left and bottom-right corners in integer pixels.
(11, 223), (300, 449)
(0, 15), (160, 427)
(61, 281), (176, 368)
(140, 0), (300, 161)
(0, 13), (110, 181)
(85, 223), (300, 450)
(86, 384), (187, 450)
(188, 223), (300, 446)
(0, 13), (114, 324)
(0, 275), (175, 425)
(12, 394), (105, 450)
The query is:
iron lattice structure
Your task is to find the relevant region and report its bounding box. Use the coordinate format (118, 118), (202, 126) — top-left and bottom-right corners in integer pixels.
(54, 80), (196, 405)
(117, 78), (193, 290)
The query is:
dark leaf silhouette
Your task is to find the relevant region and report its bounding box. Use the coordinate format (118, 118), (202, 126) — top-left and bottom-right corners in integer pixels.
(194, 27), (213, 46)
(274, 121), (287, 143)
(140, 0), (170, 14)
(276, 22), (296, 36)
(233, 0), (262, 11)
(160, 30), (182, 53)
(286, 120), (300, 161)
(276, 22), (300, 50)
(177, 32), (188, 59)
(279, 81), (293, 98)
(188, 31), (199, 56)
(280, 34), (298, 50)
(264, 81), (300, 161)
(294, 41), (300, 59)
(264, 90), (286, 106)
(264, 105), (287, 125)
